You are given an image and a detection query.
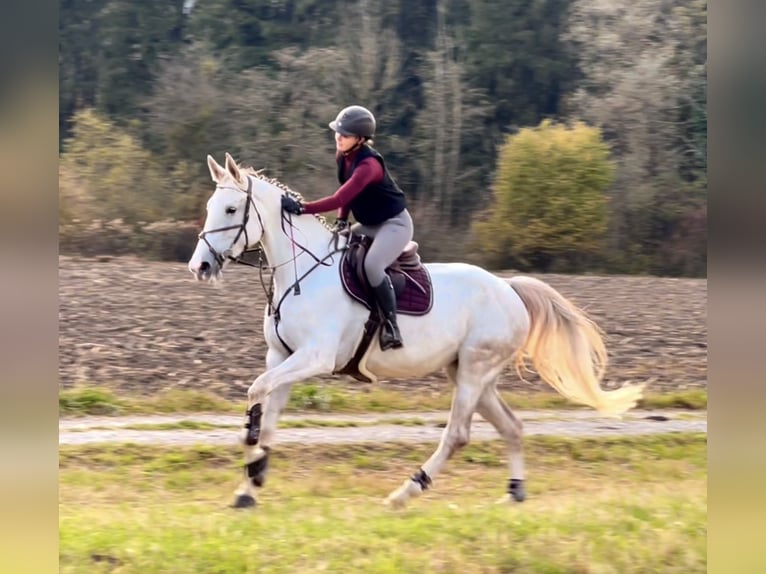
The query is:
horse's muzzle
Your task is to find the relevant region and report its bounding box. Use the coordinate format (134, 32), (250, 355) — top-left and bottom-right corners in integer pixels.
(189, 259), (219, 282)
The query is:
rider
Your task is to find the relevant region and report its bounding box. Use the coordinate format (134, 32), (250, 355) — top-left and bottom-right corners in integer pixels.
(280, 105), (413, 351)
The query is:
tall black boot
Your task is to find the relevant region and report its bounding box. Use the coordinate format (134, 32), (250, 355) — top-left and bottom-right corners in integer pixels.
(373, 276), (404, 350)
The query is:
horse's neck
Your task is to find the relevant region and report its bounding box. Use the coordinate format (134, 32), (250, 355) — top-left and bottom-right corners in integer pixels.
(260, 211), (338, 294)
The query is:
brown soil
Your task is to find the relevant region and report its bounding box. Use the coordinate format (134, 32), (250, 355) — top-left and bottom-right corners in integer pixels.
(58, 255), (707, 400)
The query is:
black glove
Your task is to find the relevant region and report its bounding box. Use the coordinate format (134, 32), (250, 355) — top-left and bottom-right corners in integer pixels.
(281, 195), (304, 215)
(333, 218), (348, 233)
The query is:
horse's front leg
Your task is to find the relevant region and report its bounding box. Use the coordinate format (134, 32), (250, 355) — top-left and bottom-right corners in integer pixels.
(231, 347), (336, 508)
(233, 382), (291, 503)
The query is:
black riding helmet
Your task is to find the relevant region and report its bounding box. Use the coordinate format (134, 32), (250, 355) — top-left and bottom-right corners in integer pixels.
(329, 105), (376, 139)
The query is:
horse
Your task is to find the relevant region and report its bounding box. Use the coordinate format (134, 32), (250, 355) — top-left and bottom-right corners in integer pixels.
(188, 152), (645, 509)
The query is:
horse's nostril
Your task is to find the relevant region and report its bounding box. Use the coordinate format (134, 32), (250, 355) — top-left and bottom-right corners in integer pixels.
(199, 261), (210, 273)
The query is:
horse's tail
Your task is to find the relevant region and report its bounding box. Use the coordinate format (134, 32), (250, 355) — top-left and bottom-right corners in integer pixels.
(507, 275), (645, 417)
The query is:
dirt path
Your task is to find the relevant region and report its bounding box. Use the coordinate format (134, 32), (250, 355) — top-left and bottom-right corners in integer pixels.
(59, 410), (707, 447)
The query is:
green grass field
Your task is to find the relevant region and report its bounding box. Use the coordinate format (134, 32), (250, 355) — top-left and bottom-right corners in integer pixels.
(59, 434), (706, 573)
(59, 384), (708, 417)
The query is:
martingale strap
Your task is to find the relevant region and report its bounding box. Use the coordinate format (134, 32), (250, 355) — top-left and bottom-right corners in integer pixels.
(334, 314), (382, 383)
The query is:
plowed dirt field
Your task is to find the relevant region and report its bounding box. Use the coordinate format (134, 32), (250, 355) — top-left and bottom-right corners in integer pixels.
(59, 256), (706, 400)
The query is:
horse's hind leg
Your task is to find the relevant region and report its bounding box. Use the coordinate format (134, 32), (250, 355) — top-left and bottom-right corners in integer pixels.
(476, 386), (526, 502)
(385, 357), (502, 508)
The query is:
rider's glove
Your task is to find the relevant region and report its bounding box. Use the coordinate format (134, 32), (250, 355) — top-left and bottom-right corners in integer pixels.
(281, 195), (304, 215)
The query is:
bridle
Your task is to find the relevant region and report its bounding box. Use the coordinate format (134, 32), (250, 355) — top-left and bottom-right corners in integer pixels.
(198, 175), (264, 268)
(196, 174), (348, 353)
(198, 175), (341, 271)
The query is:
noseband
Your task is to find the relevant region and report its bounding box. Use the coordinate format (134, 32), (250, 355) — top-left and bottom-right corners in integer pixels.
(198, 176), (264, 267)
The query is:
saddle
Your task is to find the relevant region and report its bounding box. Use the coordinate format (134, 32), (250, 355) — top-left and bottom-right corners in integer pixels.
(339, 234), (433, 315)
(335, 234), (433, 382)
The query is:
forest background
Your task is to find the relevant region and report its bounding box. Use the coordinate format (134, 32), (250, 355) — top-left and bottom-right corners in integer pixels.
(59, 0), (707, 276)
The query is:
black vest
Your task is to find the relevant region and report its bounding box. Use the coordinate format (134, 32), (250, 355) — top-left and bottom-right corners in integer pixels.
(337, 146), (406, 226)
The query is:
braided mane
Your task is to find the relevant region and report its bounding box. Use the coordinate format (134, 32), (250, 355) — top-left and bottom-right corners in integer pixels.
(242, 166), (331, 229)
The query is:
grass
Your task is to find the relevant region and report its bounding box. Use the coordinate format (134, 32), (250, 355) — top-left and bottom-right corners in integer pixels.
(59, 434), (706, 573)
(637, 388), (707, 410)
(59, 387), (234, 416)
(59, 387), (126, 416)
(121, 421), (232, 431)
(60, 384), (707, 417)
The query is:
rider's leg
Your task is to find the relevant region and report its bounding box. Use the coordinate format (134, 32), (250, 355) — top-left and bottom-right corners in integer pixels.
(362, 209), (413, 350)
(373, 275), (402, 350)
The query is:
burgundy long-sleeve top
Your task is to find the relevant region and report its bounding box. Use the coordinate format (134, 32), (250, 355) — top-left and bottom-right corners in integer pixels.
(300, 150), (384, 220)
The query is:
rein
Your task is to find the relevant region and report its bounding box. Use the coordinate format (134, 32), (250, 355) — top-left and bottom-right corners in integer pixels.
(257, 216), (347, 354)
(198, 175), (348, 354)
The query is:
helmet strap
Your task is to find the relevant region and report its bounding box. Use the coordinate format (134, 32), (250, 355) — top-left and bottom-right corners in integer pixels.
(342, 137), (365, 156)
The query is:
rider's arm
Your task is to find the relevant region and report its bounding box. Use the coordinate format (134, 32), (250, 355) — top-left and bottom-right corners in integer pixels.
(300, 158), (383, 215)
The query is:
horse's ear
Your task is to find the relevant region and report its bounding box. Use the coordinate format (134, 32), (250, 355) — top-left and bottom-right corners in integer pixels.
(207, 154), (226, 183)
(224, 152), (242, 184)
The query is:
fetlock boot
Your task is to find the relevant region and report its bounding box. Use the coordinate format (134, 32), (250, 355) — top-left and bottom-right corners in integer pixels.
(373, 276), (404, 350)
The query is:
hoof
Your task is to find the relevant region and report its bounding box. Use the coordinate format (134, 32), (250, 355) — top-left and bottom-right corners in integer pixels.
(231, 494), (256, 509)
(384, 478), (422, 509)
(510, 489), (526, 503)
(384, 495), (407, 509)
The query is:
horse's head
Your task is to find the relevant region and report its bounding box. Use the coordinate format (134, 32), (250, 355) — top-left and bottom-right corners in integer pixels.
(188, 153), (265, 281)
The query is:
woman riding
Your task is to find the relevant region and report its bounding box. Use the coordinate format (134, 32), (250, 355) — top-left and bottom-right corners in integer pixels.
(280, 105), (413, 351)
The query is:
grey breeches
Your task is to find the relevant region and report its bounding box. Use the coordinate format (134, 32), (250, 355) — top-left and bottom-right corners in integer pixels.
(351, 209), (414, 287)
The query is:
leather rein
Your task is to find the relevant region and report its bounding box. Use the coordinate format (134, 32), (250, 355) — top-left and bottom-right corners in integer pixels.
(197, 175), (347, 353)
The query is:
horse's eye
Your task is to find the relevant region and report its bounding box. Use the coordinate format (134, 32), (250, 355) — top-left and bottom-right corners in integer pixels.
(225, 207), (237, 215)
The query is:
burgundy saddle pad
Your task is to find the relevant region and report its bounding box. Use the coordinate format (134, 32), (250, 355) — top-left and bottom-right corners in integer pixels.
(339, 237), (433, 316)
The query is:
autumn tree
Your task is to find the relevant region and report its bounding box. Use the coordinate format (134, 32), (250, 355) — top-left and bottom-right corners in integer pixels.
(472, 120), (612, 272)
(60, 108), (198, 225)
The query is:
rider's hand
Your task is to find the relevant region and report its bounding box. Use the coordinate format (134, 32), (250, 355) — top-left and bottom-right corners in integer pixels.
(333, 218), (348, 233)
(281, 195), (304, 215)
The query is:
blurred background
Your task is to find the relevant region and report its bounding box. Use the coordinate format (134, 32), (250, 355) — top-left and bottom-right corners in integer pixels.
(58, 0), (706, 277)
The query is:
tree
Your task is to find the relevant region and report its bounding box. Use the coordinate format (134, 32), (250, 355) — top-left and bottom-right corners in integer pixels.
(144, 1), (408, 213)
(59, 0), (188, 143)
(564, 0), (707, 275)
(142, 43), (351, 209)
(60, 108), (198, 225)
(412, 0), (463, 215)
(472, 120), (612, 272)
(59, 0), (107, 144)
(464, 0), (576, 134)
(186, 0), (341, 71)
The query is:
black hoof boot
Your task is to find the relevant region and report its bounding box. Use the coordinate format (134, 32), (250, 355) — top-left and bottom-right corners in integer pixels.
(244, 404), (262, 446)
(246, 448), (270, 488)
(509, 478), (526, 502)
(231, 494), (256, 508)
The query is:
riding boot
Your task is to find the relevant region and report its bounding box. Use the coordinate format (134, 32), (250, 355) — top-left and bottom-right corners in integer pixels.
(373, 276), (404, 350)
